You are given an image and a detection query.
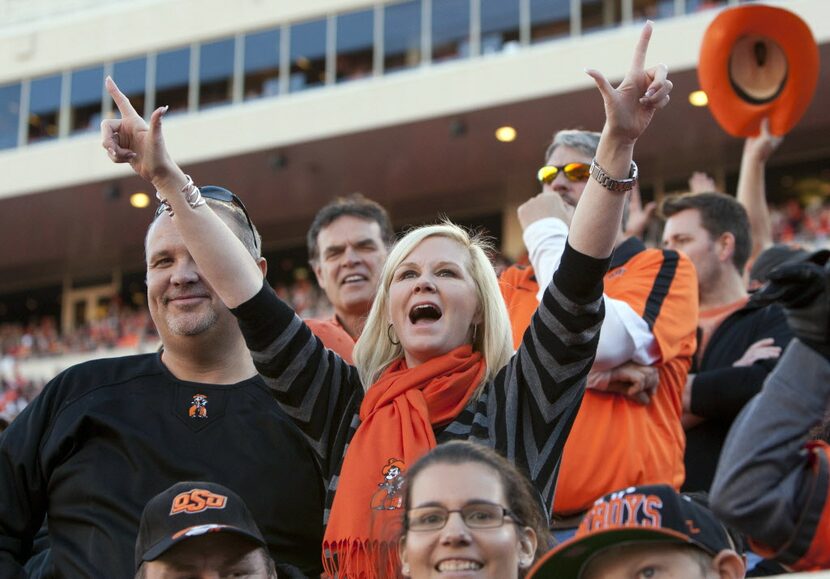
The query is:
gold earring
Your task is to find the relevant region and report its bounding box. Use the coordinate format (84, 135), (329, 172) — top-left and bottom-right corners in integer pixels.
(387, 323), (400, 346)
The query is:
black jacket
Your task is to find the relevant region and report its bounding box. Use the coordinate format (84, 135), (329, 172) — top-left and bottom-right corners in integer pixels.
(0, 354), (324, 578)
(682, 298), (793, 492)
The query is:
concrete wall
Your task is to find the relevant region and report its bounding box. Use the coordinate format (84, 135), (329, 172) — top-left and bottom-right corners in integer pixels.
(0, 0), (826, 200)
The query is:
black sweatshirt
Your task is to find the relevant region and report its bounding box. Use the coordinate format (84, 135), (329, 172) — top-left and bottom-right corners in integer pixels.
(683, 299), (793, 492)
(0, 353), (324, 578)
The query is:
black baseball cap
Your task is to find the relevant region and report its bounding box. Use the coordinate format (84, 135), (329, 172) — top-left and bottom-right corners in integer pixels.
(528, 484), (736, 579)
(749, 244), (808, 286)
(135, 481), (266, 570)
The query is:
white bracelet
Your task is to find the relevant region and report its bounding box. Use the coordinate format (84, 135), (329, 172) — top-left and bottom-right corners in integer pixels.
(155, 175), (204, 216)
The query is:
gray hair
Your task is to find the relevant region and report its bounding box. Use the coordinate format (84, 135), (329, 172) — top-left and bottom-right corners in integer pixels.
(544, 130), (601, 162)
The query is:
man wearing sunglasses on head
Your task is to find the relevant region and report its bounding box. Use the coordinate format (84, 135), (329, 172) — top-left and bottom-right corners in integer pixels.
(500, 129), (698, 540)
(0, 181), (325, 578)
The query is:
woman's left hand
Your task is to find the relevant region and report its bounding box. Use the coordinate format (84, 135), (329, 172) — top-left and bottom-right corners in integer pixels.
(586, 21), (672, 145)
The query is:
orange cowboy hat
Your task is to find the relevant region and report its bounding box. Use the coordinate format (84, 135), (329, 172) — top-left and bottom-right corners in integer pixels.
(698, 4), (819, 137)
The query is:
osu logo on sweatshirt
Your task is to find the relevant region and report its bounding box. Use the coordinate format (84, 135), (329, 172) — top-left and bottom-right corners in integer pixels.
(170, 488), (228, 515)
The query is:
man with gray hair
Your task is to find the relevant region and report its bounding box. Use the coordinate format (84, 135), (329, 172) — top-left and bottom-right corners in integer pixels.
(501, 129), (698, 537)
(0, 188), (324, 578)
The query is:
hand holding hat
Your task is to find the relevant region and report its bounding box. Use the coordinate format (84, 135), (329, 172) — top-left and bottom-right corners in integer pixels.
(698, 5), (819, 138)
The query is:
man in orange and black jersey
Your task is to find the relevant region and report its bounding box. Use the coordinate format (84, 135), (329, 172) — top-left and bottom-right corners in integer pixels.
(500, 129), (698, 536)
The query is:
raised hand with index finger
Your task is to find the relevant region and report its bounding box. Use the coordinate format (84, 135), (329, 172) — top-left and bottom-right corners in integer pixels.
(586, 21), (672, 146)
(101, 77), (178, 189)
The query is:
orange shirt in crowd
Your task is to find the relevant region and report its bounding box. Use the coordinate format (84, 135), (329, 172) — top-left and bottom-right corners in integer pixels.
(305, 317), (356, 364)
(500, 245), (698, 515)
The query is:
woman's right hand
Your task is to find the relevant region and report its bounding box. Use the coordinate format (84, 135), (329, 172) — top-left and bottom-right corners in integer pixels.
(101, 77), (178, 188)
(586, 21), (672, 147)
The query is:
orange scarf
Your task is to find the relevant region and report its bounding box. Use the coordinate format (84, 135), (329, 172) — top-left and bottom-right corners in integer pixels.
(322, 345), (485, 578)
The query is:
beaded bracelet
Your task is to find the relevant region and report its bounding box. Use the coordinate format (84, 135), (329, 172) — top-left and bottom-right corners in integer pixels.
(155, 175), (205, 216)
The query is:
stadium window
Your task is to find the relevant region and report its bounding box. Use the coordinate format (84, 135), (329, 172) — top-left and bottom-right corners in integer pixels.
(432, 0), (471, 63)
(155, 47), (190, 115)
(27, 74), (62, 144)
(384, 0), (422, 73)
(112, 57), (147, 117)
(335, 8), (374, 83)
(69, 65), (104, 135)
(289, 19), (327, 93)
(685, 0), (728, 12)
(199, 38), (235, 109)
(632, 0), (678, 19)
(244, 29), (281, 100)
(479, 0), (520, 54)
(581, 0), (608, 32)
(585, 0), (678, 31)
(530, 0), (571, 43)
(0, 83), (21, 150)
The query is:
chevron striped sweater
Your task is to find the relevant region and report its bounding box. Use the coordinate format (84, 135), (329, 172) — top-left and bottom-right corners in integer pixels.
(232, 242), (608, 523)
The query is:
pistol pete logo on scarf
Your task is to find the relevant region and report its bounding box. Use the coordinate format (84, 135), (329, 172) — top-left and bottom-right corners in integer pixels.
(370, 458), (406, 511)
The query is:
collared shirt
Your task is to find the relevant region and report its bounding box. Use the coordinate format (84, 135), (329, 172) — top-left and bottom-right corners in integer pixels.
(306, 316), (356, 364)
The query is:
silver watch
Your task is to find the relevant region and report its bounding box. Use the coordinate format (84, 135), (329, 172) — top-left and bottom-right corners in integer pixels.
(589, 158), (638, 192)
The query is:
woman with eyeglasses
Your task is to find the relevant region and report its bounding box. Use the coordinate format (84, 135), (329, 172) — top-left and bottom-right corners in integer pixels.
(102, 22), (671, 577)
(399, 440), (550, 578)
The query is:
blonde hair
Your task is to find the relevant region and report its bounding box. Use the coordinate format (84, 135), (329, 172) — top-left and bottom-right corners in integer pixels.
(352, 221), (513, 391)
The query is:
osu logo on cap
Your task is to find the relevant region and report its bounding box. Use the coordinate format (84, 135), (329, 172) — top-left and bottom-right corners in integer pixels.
(170, 488), (228, 515)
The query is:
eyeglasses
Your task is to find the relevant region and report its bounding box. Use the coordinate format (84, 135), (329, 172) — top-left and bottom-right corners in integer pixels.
(537, 163), (591, 185)
(154, 185), (259, 250)
(405, 502), (520, 532)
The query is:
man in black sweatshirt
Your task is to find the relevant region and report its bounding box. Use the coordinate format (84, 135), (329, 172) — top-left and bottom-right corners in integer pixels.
(0, 192), (324, 578)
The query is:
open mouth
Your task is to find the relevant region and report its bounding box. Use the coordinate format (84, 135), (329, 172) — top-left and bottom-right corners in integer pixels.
(435, 559), (483, 573)
(409, 303), (442, 324)
(341, 274), (368, 286)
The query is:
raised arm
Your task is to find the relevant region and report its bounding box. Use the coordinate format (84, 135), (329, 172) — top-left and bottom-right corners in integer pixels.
(101, 77), (261, 308)
(102, 78), (362, 480)
(492, 22), (673, 510)
(571, 21), (671, 259)
(736, 118), (782, 264)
